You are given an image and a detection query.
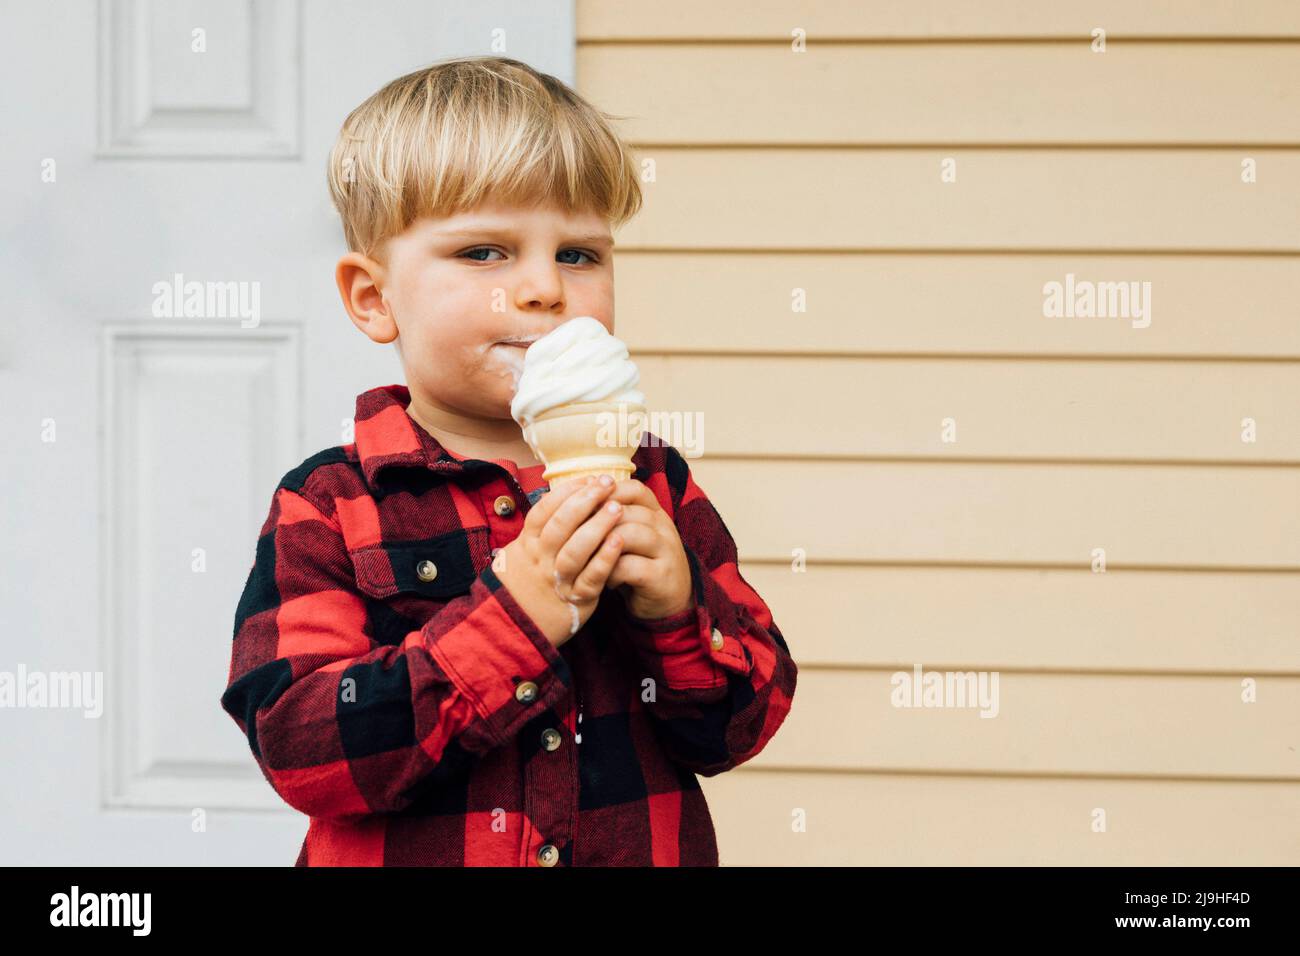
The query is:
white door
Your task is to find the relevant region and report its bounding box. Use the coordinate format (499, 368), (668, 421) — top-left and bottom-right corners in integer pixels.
(0, 0), (575, 865)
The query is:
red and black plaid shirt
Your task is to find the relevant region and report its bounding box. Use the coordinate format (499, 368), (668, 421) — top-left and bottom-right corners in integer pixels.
(220, 383), (797, 866)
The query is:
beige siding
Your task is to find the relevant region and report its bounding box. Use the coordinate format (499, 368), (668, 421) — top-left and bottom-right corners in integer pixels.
(579, 2), (1300, 40)
(580, 45), (1300, 144)
(578, 1), (1300, 864)
(617, 254), (1300, 356)
(705, 774), (1300, 866)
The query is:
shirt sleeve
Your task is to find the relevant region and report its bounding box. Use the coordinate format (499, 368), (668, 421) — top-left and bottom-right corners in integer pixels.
(611, 446), (798, 776)
(219, 483), (571, 822)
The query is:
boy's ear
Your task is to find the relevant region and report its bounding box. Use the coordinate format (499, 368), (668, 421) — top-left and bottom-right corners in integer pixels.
(335, 252), (398, 345)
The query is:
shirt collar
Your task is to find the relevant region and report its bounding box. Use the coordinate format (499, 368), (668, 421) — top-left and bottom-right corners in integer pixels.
(353, 383), (472, 490)
(353, 382), (650, 495)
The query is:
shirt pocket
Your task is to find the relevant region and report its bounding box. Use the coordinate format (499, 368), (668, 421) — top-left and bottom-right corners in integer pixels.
(350, 527), (489, 602)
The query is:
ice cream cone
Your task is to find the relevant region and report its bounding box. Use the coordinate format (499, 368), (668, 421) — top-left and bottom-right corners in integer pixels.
(522, 399), (646, 487)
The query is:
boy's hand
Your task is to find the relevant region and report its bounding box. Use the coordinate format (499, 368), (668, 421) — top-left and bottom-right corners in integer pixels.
(601, 479), (694, 621)
(494, 475), (626, 648)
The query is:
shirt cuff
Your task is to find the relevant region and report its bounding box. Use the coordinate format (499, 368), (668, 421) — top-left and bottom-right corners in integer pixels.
(425, 561), (573, 747)
(622, 601), (699, 633)
(614, 546), (752, 690)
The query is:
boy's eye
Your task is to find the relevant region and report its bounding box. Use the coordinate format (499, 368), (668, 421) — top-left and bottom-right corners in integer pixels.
(457, 248), (597, 264)
(460, 247), (505, 262)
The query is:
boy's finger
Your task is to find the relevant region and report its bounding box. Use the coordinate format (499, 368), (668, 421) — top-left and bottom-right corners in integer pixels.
(524, 476), (591, 529)
(602, 519), (656, 558)
(607, 503), (657, 534)
(606, 478), (661, 511)
(569, 527), (625, 600)
(539, 478), (616, 553)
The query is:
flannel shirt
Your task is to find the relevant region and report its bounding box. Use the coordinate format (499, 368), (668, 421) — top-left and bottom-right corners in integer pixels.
(220, 382), (797, 866)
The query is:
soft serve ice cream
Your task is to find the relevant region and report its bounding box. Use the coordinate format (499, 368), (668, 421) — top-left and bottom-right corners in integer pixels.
(509, 316), (644, 427)
(508, 317), (647, 488)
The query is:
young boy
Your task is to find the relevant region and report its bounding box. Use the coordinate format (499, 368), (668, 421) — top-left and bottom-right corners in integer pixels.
(220, 56), (797, 867)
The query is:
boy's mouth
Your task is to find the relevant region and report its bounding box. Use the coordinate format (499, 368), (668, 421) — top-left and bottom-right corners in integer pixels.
(492, 342), (530, 365)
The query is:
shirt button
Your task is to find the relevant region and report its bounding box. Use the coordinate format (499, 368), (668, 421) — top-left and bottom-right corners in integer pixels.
(493, 495), (516, 517)
(515, 681), (539, 704)
(710, 627), (724, 650)
(537, 844), (559, 867)
(540, 728), (562, 751)
(415, 559), (438, 582)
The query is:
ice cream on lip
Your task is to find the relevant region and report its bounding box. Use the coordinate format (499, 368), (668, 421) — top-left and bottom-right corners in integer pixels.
(508, 316), (645, 427)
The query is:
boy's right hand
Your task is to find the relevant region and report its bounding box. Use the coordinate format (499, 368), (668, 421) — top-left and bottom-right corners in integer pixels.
(493, 475), (625, 648)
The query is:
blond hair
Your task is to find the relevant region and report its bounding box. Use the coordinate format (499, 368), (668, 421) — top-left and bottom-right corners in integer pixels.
(326, 56), (643, 260)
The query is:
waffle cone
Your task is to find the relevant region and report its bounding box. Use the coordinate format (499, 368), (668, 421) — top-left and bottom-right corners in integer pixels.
(521, 399), (647, 487)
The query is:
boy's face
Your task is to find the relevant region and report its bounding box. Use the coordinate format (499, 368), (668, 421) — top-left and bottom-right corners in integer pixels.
(343, 199), (616, 425)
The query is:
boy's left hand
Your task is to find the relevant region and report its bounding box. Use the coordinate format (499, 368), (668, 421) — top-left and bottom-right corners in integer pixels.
(599, 478), (694, 621)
